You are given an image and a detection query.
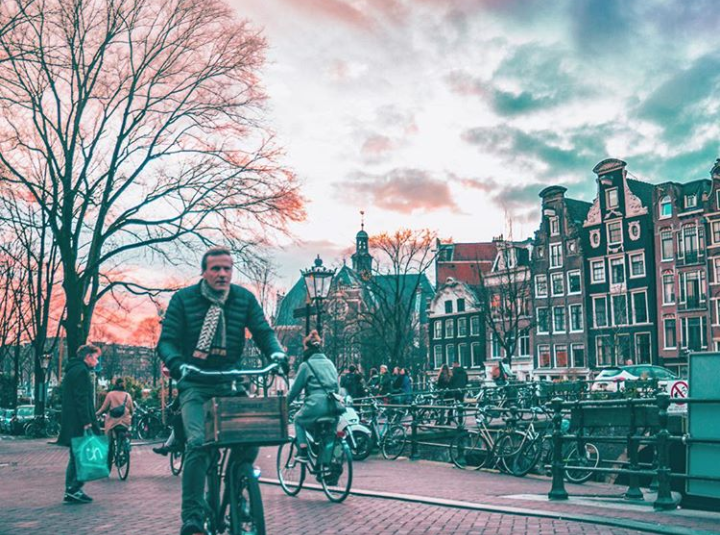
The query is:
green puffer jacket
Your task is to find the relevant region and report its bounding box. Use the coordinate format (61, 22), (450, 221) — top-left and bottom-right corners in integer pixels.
(157, 282), (282, 377)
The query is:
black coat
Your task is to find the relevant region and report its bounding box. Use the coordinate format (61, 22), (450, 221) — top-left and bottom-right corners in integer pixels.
(158, 282), (282, 375)
(57, 359), (97, 447)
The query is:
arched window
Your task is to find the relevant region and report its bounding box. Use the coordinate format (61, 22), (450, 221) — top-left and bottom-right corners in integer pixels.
(659, 196), (672, 218)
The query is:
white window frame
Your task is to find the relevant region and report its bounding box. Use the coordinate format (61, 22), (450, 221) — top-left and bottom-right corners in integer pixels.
(611, 294), (628, 326)
(446, 344), (457, 365)
(490, 334), (501, 359)
(549, 216), (560, 236)
(554, 344), (569, 368)
(536, 307), (549, 334)
(628, 252), (646, 278)
(550, 272), (564, 296)
(569, 303), (583, 332)
(433, 345), (444, 368)
(470, 342), (481, 368)
(712, 221), (720, 245)
(635, 332), (653, 364)
(590, 260), (605, 284)
(662, 272), (675, 305)
(567, 270), (582, 295)
(607, 220), (623, 246)
(537, 344), (551, 369)
(433, 321), (442, 340)
(631, 290), (649, 324)
(609, 256), (625, 285)
(713, 258), (720, 285)
(660, 229), (674, 262)
(470, 315), (480, 336)
(553, 306), (566, 334)
(518, 333), (530, 356)
(549, 243), (563, 269)
(659, 196), (672, 219)
(663, 318), (677, 350)
(716, 300), (720, 326)
(685, 194), (697, 209)
(458, 343), (469, 367)
(606, 188), (619, 209)
(593, 296), (608, 328)
(444, 318), (454, 338)
(570, 344), (586, 368)
(457, 317), (467, 338)
(535, 274), (548, 298)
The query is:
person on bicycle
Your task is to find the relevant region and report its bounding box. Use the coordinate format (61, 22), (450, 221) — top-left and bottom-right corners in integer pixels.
(96, 378), (134, 438)
(287, 330), (339, 462)
(158, 246), (286, 535)
(152, 396), (185, 456)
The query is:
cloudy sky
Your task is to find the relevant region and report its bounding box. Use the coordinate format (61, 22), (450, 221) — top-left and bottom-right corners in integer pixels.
(229, 0), (720, 291)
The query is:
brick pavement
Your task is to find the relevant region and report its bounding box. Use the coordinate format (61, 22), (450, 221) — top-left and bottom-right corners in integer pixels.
(0, 439), (714, 535)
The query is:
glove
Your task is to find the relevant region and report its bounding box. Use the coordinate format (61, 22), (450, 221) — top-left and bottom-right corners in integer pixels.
(270, 352), (289, 376)
(167, 359), (184, 381)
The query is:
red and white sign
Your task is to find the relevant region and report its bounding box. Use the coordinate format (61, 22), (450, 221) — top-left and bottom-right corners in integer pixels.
(668, 380), (688, 414)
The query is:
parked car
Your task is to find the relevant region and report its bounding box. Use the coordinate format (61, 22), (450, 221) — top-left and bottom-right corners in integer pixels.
(0, 408), (14, 434)
(591, 365), (679, 392)
(11, 405), (35, 435)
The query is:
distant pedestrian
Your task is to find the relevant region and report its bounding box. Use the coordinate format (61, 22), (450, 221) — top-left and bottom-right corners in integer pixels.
(449, 361), (468, 402)
(400, 368), (412, 404)
(340, 365), (366, 400)
(436, 364), (453, 425)
(58, 344), (102, 504)
(378, 365), (393, 398)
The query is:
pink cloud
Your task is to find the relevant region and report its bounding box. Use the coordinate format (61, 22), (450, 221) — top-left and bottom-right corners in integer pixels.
(361, 134), (396, 157)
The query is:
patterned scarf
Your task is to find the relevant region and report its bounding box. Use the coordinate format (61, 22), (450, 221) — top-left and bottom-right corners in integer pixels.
(193, 280), (229, 360)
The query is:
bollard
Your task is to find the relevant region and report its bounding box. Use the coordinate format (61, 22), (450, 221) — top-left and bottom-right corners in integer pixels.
(654, 393), (676, 510)
(625, 399), (644, 500)
(410, 401), (419, 460)
(548, 397), (569, 500)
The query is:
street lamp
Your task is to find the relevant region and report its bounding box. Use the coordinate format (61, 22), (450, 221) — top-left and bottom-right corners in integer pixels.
(301, 255), (336, 336)
(40, 352), (52, 413)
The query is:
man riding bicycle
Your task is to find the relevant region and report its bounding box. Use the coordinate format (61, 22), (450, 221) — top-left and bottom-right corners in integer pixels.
(158, 246), (286, 535)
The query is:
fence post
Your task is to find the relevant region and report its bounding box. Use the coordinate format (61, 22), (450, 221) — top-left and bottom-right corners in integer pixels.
(548, 397), (569, 500)
(410, 400), (419, 460)
(625, 399), (644, 500)
(654, 393), (676, 510)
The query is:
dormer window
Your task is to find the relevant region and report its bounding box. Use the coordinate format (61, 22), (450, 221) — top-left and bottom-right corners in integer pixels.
(606, 188), (619, 210)
(685, 194), (697, 209)
(659, 196), (672, 219)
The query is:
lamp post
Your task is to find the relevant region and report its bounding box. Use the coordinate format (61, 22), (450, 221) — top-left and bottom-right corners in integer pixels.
(301, 255), (336, 336)
(39, 352), (52, 414)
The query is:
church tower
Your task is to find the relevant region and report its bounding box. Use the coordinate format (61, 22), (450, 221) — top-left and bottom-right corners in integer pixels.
(351, 211), (373, 275)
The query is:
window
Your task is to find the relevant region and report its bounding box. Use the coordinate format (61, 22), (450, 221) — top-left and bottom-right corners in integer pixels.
(593, 296), (608, 327)
(537, 246), (545, 258)
(470, 316), (480, 336)
(712, 221), (720, 244)
(433, 321), (442, 339)
(553, 306), (566, 333)
(680, 225), (704, 262)
(632, 291), (648, 323)
(535, 275), (548, 297)
(591, 260), (605, 284)
(457, 317), (468, 337)
(446, 344), (457, 365)
(685, 194), (697, 209)
(519, 333), (530, 356)
(549, 216), (560, 236)
(537, 308), (549, 334)
(607, 221), (623, 245)
(445, 318), (454, 338)
(716, 300), (720, 326)
(635, 333), (652, 364)
(660, 229), (674, 261)
(444, 300), (453, 314)
(555, 345), (568, 367)
(571, 344), (586, 368)
(551, 273), (564, 296)
(664, 318), (677, 349)
(596, 335), (613, 366)
(717, 190), (720, 210)
(550, 243), (563, 268)
(538, 345), (551, 368)
(570, 304), (583, 332)
(629, 253), (645, 278)
(606, 188), (619, 209)
(471, 343), (482, 368)
(457, 298), (466, 312)
(433, 345), (444, 368)
(681, 317), (707, 351)
(680, 271), (706, 307)
(659, 196), (672, 219)
(610, 257), (625, 284)
(459, 343), (470, 367)
(490, 335), (501, 358)
(567, 271), (581, 294)
(612, 294), (628, 325)
(662, 273), (675, 305)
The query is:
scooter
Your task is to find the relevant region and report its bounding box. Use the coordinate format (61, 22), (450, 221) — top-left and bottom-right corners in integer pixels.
(338, 396), (373, 461)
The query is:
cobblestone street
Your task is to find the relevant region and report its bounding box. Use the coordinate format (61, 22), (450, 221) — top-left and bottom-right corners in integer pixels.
(1, 439), (718, 535)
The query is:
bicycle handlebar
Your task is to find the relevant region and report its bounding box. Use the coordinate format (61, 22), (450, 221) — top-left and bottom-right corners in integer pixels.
(180, 360), (286, 380)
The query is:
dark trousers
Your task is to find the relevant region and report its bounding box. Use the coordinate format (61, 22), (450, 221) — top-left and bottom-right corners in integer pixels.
(65, 449), (83, 492)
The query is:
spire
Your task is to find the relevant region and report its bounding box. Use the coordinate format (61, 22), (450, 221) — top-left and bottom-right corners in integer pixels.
(352, 209), (372, 273)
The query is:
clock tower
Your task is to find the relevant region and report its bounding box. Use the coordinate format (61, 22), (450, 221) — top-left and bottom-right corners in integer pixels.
(351, 211), (373, 275)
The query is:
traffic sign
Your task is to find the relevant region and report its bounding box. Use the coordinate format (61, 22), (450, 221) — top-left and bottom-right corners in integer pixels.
(670, 380), (688, 404)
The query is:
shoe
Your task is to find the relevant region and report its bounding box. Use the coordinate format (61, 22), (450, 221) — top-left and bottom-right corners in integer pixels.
(64, 489), (92, 504)
(153, 445), (171, 456)
(180, 521), (206, 535)
(295, 449), (309, 463)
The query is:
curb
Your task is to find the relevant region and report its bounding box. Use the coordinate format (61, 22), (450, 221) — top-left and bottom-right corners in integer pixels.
(259, 477), (718, 535)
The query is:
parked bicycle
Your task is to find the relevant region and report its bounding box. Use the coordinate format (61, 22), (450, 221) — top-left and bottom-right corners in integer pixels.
(132, 404), (167, 441)
(24, 409), (61, 438)
(357, 398), (408, 460)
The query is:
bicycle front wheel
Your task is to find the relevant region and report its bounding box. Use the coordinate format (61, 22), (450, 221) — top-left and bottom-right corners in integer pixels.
(494, 431), (525, 473)
(320, 440), (353, 503)
(276, 439), (305, 496)
(449, 431), (491, 470)
(229, 462), (265, 535)
(381, 425), (406, 460)
(564, 442), (600, 484)
(511, 438), (542, 477)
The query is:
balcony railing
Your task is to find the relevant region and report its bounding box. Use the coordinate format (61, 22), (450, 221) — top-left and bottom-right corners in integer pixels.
(677, 250), (705, 266)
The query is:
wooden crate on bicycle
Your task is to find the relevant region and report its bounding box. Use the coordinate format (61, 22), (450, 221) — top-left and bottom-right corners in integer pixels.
(204, 395), (289, 447)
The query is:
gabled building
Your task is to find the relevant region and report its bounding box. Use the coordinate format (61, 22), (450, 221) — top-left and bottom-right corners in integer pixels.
(435, 241), (497, 287)
(532, 186), (592, 380)
(653, 177), (712, 376)
(705, 160), (720, 357)
(582, 158), (658, 369)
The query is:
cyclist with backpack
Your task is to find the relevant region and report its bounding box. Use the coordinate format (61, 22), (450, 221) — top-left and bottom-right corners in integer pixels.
(96, 378), (134, 438)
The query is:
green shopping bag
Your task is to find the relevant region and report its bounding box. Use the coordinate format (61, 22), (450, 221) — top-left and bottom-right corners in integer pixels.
(71, 430), (110, 482)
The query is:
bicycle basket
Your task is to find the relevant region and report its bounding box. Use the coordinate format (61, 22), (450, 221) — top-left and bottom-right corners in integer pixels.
(204, 395), (289, 447)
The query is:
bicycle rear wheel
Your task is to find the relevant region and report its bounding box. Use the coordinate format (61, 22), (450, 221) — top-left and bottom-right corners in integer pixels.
(381, 425), (406, 460)
(277, 439), (305, 496)
(320, 439), (353, 503)
(228, 462), (265, 535)
(116, 436), (131, 480)
(449, 431), (491, 470)
(564, 442), (600, 484)
(170, 448), (184, 476)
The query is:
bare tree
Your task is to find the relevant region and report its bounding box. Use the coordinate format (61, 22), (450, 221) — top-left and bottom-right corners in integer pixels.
(0, 0), (305, 359)
(353, 229), (437, 372)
